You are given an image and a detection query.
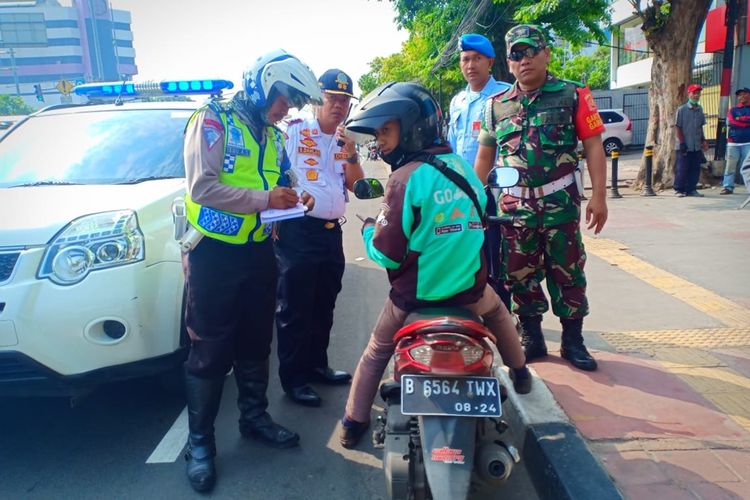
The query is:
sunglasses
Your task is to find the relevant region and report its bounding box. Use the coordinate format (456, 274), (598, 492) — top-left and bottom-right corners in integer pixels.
(508, 46), (543, 62)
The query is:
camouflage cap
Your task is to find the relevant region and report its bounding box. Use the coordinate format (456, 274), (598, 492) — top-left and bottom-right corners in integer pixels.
(505, 24), (547, 53)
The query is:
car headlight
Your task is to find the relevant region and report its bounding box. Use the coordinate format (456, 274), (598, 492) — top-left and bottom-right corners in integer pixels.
(38, 210), (145, 285)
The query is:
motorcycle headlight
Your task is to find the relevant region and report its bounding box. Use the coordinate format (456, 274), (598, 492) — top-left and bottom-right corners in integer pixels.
(38, 210), (145, 285)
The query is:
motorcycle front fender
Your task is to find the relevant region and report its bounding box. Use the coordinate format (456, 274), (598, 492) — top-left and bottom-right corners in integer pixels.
(418, 415), (477, 500)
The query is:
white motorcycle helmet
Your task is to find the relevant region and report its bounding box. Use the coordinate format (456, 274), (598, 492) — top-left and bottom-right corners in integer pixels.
(243, 49), (323, 111)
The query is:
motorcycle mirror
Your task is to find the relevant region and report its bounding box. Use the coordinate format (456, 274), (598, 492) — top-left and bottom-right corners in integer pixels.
(487, 167), (520, 189)
(353, 178), (385, 199)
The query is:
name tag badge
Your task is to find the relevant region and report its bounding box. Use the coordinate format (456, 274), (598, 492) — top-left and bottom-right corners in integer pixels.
(227, 125), (244, 147)
(471, 121), (481, 138)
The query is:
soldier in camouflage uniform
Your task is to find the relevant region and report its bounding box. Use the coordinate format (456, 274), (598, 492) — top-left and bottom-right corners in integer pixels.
(474, 25), (608, 371)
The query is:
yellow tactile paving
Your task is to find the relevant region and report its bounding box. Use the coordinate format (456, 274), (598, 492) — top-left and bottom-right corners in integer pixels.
(583, 235), (750, 432)
(706, 393), (750, 430)
(601, 328), (750, 350)
(584, 236), (750, 328)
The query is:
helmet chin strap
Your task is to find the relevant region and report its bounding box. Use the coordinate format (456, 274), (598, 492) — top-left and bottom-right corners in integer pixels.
(380, 145), (407, 170)
(380, 145), (428, 171)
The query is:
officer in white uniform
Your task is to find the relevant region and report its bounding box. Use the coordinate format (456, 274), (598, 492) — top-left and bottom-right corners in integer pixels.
(448, 33), (511, 307)
(275, 69), (364, 407)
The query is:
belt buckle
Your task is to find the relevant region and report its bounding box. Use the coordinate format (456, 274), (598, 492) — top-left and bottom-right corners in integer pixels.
(324, 221), (336, 229)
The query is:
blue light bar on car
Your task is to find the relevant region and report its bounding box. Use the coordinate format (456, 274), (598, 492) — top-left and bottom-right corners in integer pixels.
(73, 79), (234, 98)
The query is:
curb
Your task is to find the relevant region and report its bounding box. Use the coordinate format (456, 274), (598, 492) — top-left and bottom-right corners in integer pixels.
(495, 366), (623, 500)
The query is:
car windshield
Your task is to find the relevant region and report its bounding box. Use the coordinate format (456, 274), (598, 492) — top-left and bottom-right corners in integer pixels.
(0, 108), (194, 188)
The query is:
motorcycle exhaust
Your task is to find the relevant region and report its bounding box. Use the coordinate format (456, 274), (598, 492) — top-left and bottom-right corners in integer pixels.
(475, 440), (518, 484)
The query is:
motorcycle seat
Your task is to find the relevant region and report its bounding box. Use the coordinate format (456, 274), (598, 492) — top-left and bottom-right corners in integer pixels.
(404, 307), (482, 325)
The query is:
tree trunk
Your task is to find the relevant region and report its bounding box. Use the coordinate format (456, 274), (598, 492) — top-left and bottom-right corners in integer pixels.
(634, 0), (712, 191)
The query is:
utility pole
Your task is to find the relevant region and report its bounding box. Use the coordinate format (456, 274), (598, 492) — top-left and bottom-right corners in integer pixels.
(0, 47), (21, 97)
(714, 0), (739, 162)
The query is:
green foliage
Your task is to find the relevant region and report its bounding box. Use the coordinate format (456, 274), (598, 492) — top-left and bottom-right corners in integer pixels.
(360, 0), (612, 103)
(547, 46), (610, 90)
(504, 0), (611, 50)
(629, 0), (672, 35)
(0, 95), (35, 115)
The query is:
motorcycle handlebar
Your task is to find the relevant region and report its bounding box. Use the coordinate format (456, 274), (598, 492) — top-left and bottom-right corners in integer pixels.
(486, 214), (519, 226)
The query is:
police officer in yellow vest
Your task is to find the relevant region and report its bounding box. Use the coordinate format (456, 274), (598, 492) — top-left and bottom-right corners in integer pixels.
(181, 49), (321, 493)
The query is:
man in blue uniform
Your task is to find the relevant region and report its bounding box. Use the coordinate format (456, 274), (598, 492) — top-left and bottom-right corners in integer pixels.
(448, 33), (510, 167)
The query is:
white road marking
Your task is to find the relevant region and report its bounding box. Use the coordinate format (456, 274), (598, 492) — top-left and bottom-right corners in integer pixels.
(146, 406), (188, 463)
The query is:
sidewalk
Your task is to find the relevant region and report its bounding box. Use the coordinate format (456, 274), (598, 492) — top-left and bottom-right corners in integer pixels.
(514, 170), (750, 499)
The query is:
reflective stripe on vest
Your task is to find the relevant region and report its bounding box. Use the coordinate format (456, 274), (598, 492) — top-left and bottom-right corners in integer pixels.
(185, 106), (282, 244)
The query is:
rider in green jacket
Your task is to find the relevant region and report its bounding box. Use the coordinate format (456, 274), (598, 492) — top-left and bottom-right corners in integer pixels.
(338, 82), (531, 449)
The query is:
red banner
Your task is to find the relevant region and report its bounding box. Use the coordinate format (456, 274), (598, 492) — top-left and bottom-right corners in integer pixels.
(705, 4), (727, 53)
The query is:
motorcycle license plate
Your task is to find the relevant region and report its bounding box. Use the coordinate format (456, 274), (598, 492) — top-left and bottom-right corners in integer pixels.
(400, 375), (501, 417)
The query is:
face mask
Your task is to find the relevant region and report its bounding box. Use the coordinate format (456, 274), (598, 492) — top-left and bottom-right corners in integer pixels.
(688, 98), (700, 106)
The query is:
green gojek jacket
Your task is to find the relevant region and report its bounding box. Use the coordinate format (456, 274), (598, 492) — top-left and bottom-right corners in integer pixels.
(362, 145), (488, 311)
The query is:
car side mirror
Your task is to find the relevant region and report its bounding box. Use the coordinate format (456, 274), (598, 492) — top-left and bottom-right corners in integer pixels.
(353, 178), (385, 199)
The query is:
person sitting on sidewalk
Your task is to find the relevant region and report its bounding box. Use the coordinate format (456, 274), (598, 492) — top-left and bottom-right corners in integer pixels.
(674, 83), (709, 198)
(721, 87), (750, 195)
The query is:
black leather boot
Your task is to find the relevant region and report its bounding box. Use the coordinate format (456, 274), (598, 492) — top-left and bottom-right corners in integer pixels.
(234, 360), (300, 448)
(560, 318), (598, 371)
(184, 373), (224, 493)
(519, 315), (548, 361)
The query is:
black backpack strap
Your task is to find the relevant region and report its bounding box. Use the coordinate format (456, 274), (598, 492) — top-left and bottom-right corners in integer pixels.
(412, 153), (485, 222)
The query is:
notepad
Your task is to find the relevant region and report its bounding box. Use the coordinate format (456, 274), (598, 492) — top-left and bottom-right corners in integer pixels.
(260, 203), (307, 223)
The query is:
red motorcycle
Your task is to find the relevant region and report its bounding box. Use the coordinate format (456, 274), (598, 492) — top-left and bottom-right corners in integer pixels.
(354, 167), (522, 500)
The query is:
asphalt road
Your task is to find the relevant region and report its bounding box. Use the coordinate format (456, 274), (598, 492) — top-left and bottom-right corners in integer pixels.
(0, 159), (539, 500)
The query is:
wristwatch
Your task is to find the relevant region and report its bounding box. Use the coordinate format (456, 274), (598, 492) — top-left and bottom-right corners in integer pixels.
(345, 152), (359, 164)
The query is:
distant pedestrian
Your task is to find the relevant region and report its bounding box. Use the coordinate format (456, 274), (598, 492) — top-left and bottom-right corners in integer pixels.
(720, 87), (750, 195)
(448, 33), (512, 308)
(674, 83), (708, 197)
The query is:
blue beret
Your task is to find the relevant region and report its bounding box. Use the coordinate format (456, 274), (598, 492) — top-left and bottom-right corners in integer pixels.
(459, 34), (495, 58)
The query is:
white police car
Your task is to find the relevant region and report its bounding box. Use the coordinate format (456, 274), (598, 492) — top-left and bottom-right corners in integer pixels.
(0, 79), (233, 397)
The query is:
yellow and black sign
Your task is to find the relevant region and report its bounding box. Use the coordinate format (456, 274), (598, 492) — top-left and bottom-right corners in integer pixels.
(56, 80), (75, 96)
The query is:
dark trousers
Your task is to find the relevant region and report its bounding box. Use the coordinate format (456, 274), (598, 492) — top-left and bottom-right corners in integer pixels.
(484, 190), (512, 310)
(183, 237), (277, 379)
(274, 217), (345, 390)
(674, 150), (702, 193)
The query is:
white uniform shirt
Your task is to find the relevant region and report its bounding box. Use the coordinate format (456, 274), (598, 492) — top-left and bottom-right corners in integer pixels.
(448, 77), (510, 167)
(284, 117), (348, 220)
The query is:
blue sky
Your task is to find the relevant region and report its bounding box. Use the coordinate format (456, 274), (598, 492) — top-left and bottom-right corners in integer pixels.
(108, 0), (410, 95)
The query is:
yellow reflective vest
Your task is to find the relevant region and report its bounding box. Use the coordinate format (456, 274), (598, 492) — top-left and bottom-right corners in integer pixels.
(185, 105), (284, 244)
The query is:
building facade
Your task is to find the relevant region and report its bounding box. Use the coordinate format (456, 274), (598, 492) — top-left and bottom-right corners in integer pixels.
(0, 0), (136, 108)
(608, 0), (750, 145)
(610, 0), (749, 90)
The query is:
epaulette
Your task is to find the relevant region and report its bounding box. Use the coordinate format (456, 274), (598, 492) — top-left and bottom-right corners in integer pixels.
(560, 78), (585, 88)
(184, 100), (223, 135)
(206, 99), (227, 116)
(286, 118), (303, 126)
(488, 86), (511, 100)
